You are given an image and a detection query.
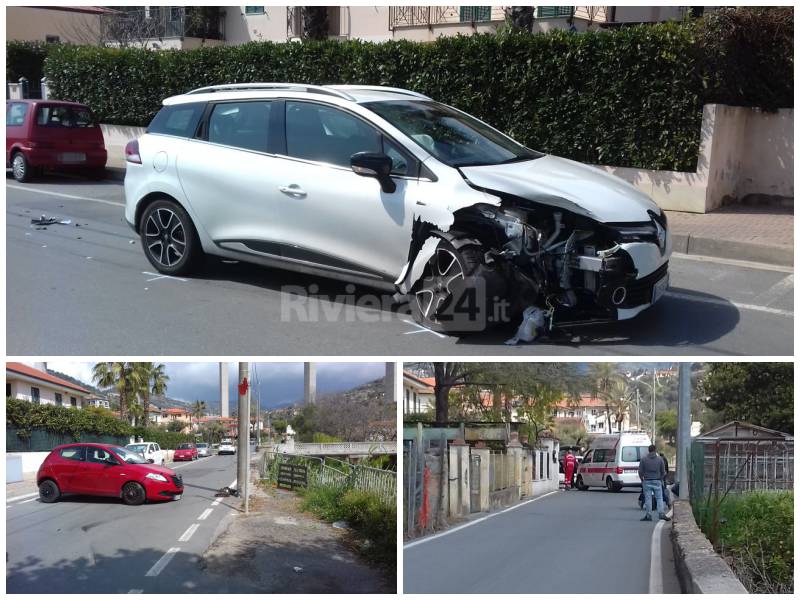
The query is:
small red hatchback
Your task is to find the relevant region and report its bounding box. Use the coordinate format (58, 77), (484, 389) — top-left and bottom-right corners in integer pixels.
(6, 99), (107, 182)
(37, 443), (183, 505)
(173, 443), (198, 461)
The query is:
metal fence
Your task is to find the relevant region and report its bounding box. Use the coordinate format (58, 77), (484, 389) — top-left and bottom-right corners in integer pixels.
(389, 6), (507, 29)
(6, 427), (128, 452)
(261, 449), (396, 506)
(690, 438), (794, 500)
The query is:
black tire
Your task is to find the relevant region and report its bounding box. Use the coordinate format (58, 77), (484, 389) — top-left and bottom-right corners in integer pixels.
(606, 477), (622, 492)
(576, 475), (588, 491)
(139, 199), (203, 276)
(122, 481), (147, 506)
(11, 151), (33, 183)
(38, 479), (60, 503)
(86, 167), (106, 181)
(409, 236), (487, 334)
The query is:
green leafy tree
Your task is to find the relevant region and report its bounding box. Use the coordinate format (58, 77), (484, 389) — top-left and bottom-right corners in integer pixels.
(655, 409), (678, 445)
(553, 419), (590, 449)
(166, 420), (184, 433)
(138, 363), (169, 428)
(92, 362), (145, 423)
(700, 363), (793, 433)
(588, 363), (619, 433)
(191, 400), (206, 432)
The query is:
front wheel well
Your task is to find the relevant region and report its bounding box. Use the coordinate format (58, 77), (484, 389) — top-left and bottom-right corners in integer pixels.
(134, 192), (186, 234)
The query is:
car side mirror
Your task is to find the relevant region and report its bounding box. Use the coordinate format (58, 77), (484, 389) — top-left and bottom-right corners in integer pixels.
(106, 457), (120, 466)
(350, 152), (396, 193)
(147, 458), (155, 464)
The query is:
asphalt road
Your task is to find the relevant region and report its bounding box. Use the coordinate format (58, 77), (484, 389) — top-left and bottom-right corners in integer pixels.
(6, 454), (242, 594)
(403, 488), (681, 594)
(6, 176), (793, 356)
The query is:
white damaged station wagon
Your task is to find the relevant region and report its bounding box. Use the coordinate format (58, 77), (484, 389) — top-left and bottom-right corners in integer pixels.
(124, 83), (671, 335)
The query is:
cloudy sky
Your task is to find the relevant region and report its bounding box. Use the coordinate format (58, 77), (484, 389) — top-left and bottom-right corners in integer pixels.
(38, 361), (388, 411)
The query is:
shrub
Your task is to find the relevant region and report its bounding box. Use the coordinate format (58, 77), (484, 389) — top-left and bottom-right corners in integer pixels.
(6, 40), (48, 85)
(37, 8), (791, 172)
(131, 426), (193, 450)
(7, 398), (131, 439)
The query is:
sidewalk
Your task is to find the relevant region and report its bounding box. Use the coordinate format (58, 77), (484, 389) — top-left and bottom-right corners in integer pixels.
(667, 204), (793, 266)
(6, 474), (38, 501)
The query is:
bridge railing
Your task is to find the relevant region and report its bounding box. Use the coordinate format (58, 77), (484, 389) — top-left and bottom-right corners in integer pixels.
(281, 441), (397, 455)
(261, 449), (396, 506)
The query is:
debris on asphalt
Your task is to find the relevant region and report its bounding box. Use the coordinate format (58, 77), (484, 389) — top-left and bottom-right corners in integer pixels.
(31, 215), (71, 226)
(129, 240), (136, 244)
(293, 566), (304, 573)
(215, 486), (239, 497)
(505, 306), (547, 345)
(332, 521), (350, 529)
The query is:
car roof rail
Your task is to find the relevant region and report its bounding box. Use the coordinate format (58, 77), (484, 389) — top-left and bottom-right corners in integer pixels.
(185, 82), (356, 101)
(325, 84), (431, 100)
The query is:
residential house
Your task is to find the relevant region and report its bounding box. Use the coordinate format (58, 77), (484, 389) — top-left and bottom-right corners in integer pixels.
(6, 6), (115, 44)
(161, 407), (192, 432)
(6, 362), (90, 408)
(196, 415), (239, 438)
(403, 371), (435, 415)
(85, 394), (111, 410)
(147, 405), (163, 424)
(554, 394), (631, 434)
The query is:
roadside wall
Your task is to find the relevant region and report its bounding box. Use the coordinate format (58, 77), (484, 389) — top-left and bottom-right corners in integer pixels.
(101, 124), (146, 170)
(671, 499), (749, 594)
(601, 105), (793, 213)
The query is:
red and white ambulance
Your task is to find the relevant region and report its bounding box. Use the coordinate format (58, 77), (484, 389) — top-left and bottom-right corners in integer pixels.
(575, 432), (652, 492)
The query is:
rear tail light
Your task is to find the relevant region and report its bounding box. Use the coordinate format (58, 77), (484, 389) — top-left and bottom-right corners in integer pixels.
(125, 139), (142, 164)
(615, 467), (624, 474)
(29, 141), (53, 149)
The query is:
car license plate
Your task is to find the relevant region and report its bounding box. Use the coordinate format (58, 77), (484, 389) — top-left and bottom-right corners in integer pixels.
(60, 152), (86, 163)
(652, 273), (669, 303)
(174, 494), (181, 500)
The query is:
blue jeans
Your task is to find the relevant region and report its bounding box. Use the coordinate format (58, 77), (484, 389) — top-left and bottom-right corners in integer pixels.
(643, 479), (665, 518)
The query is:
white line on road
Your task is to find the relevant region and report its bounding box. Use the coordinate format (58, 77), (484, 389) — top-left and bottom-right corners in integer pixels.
(664, 291), (793, 317)
(198, 508), (213, 521)
(7, 184), (125, 207)
(178, 523), (200, 542)
(401, 319), (447, 339)
(753, 273), (794, 307)
(404, 490), (559, 549)
(671, 251), (793, 273)
(127, 590), (143, 594)
(18, 497), (39, 504)
(143, 271), (188, 283)
(145, 547), (180, 577)
(6, 492), (38, 504)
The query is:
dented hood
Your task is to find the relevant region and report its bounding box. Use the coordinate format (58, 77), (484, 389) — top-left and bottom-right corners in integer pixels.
(459, 155), (659, 223)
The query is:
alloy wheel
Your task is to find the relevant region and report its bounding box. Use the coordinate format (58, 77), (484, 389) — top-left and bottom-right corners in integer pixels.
(12, 154), (26, 180)
(144, 208), (186, 268)
(414, 248), (465, 322)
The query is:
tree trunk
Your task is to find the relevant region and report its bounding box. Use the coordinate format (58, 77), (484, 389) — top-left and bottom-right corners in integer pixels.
(434, 385), (449, 424)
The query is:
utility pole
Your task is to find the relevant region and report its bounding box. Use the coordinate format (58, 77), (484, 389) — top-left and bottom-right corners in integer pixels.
(676, 363), (692, 500)
(220, 362), (229, 418)
(304, 362), (316, 405)
(237, 362), (250, 513)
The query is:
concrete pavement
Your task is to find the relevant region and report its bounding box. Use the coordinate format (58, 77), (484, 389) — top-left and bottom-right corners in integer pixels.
(6, 454), (239, 594)
(403, 488), (681, 594)
(6, 177), (793, 355)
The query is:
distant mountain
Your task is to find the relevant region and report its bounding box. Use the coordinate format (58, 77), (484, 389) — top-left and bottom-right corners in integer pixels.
(314, 378), (395, 441)
(48, 370), (106, 396)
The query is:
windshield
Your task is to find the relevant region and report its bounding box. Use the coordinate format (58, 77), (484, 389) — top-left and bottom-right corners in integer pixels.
(112, 446), (148, 464)
(363, 100), (541, 168)
(126, 444), (148, 454)
(196, 443), (208, 448)
(178, 443), (193, 450)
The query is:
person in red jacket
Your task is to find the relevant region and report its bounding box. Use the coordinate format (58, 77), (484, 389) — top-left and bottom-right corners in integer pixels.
(564, 449), (577, 490)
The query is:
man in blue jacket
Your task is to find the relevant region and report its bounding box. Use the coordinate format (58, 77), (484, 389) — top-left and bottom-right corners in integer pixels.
(638, 445), (671, 522)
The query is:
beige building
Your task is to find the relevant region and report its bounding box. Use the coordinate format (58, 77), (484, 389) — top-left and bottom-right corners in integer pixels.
(6, 6), (112, 44)
(6, 362), (90, 409)
(403, 371), (435, 416)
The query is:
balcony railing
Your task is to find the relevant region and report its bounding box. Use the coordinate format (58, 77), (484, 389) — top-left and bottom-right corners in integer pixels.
(388, 6), (612, 30)
(102, 7), (225, 44)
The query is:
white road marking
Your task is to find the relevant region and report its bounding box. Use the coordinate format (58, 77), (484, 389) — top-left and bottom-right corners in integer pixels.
(18, 497), (39, 504)
(752, 273), (794, 307)
(128, 589), (143, 594)
(671, 251), (793, 273)
(145, 547), (180, 577)
(6, 492), (39, 503)
(143, 271), (188, 283)
(178, 523), (200, 542)
(404, 490), (559, 549)
(649, 507), (673, 594)
(401, 319), (447, 338)
(664, 291), (793, 317)
(7, 184), (125, 207)
(198, 508), (213, 521)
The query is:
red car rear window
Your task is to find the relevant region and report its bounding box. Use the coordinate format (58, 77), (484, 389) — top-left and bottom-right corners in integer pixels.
(36, 105), (97, 128)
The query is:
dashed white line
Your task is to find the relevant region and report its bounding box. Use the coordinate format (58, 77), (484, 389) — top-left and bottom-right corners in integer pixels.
(6, 492), (38, 504)
(198, 508), (213, 521)
(752, 273), (794, 307)
(178, 523), (200, 542)
(665, 291), (793, 317)
(127, 589), (143, 594)
(145, 547), (180, 577)
(211, 498), (222, 506)
(7, 183), (125, 207)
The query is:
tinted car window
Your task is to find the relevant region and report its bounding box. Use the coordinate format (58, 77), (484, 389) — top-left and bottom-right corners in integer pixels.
(36, 105), (97, 128)
(6, 103), (28, 126)
(59, 446), (85, 461)
(286, 101), (381, 168)
(178, 443), (194, 449)
(148, 102), (204, 137)
(593, 449), (610, 463)
(208, 101), (271, 152)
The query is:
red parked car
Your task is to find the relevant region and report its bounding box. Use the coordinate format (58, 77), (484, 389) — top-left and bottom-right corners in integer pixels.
(173, 443), (198, 461)
(6, 99), (107, 182)
(37, 443), (183, 505)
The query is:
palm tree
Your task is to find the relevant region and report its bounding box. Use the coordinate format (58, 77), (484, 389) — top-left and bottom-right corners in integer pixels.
(92, 362), (145, 422)
(137, 363), (169, 428)
(599, 377), (633, 433)
(191, 400), (206, 432)
(128, 401), (144, 428)
(588, 363), (619, 433)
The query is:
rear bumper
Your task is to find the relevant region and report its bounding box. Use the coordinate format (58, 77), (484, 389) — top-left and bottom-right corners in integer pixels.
(25, 147), (107, 168)
(172, 454), (194, 461)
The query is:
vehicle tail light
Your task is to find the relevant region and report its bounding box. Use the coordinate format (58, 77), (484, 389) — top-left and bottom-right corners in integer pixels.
(615, 467), (624, 474)
(125, 139), (142, 164)
(29, 141), (53, 149)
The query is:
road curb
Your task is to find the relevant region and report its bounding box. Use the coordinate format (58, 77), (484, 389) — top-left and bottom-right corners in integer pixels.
(670, 499), (748, 594)
(104, 166), (126, 181)
(671, 233), (792, 267)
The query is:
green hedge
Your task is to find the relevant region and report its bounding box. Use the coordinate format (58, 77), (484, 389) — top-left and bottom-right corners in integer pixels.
(37, 7), (792, 171)
(5, 399), (192, 451)
(6, 40), (48, 85)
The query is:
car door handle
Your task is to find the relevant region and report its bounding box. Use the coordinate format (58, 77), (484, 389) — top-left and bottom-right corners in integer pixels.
(279, 184), (307, 197)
